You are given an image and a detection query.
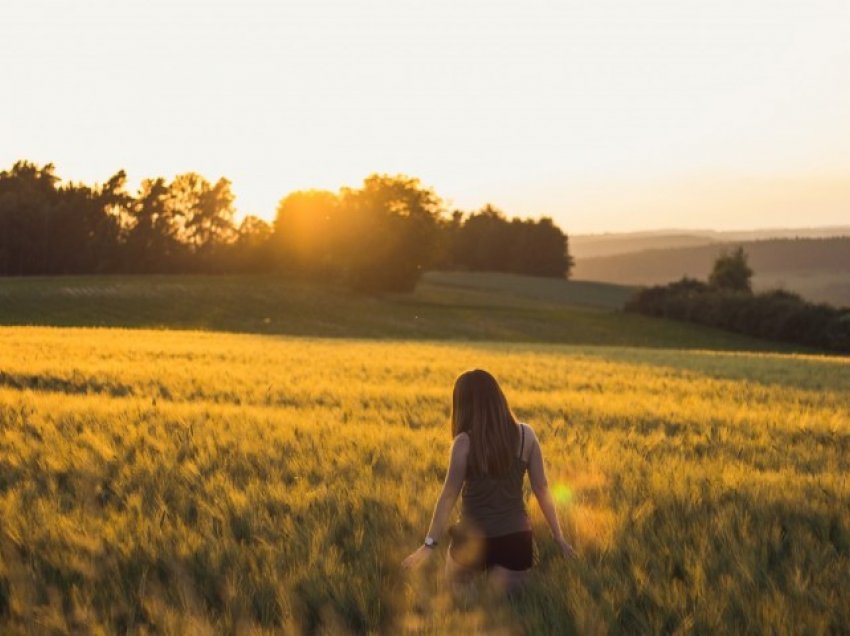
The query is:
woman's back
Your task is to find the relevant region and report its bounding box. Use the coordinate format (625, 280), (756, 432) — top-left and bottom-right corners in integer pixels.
(401, 370), (576, 590)
(460, 423), (531, 536)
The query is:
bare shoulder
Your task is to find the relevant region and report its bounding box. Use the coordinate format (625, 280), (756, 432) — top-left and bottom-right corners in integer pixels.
(519, 422), (539, 443)
(452, 431), (471, 453)
(518, 422), (539, 462)
(447, 432), (470, 477)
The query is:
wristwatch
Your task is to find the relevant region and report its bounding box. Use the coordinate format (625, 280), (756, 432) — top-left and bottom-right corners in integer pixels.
(423, 536), (438, 549)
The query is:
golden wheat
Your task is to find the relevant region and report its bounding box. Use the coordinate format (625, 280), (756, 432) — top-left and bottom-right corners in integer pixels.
(0, 326), (848, 633)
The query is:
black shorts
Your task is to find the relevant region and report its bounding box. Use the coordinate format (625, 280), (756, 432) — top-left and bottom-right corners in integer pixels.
(448, 526), (534, 571)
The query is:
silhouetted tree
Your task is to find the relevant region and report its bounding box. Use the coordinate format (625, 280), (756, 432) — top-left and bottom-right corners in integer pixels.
(79, 170), (129, 272)
(0, 161), (128, 274)
(450, 205), (513, 272)
(338, 174), (443, 292)
(709, 247), (753, 293)
(432, 208), (465, 269)
(445, 205), (572, 278)
(229, 215), (274, 272)
(1, 159), (574, 284)
(510, 216), (572, 277)
(124, 178), (188, 272)
(0, 161), (60, 274)
(169, 173), (237, 266)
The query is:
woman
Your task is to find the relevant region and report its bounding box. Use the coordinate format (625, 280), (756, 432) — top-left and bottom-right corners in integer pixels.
(401, 369), (576, 593)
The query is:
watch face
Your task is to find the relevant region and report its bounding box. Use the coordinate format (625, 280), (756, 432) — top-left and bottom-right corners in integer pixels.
(424, 537), (436, 547)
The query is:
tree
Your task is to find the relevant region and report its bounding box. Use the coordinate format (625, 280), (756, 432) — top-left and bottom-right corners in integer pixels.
(709, 246), (753, 293)
(509, 216), (572, 278)
(445, 206), (573, 278)
(193, 177), (237, 252)
(85, 170), (131, 272)
(0, 161), (60, 274)
(0, 159), (576, 281)
(451, 205), (513, 272)
(0, 161), (126, 274)
(169, 173), (237, 257)
(125, 178), (188, 272)
(338, 174), (443, 292)
(431, 209), (465, 269)
(229, 215), (273, 272)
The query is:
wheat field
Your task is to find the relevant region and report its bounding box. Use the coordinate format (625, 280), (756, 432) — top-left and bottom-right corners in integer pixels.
(1, 326), (848, 634)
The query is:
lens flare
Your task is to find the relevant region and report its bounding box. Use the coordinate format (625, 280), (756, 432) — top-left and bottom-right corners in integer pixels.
(553, 482), (573, 506)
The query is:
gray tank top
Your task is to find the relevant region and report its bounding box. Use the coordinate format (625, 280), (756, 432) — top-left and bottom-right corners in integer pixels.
(459, 423), (531, 537)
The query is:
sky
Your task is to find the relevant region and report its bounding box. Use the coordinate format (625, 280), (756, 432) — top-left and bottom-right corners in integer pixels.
(2, 0), (849, 233)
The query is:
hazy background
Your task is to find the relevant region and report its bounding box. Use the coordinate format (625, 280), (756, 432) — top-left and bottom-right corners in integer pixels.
(3, 0), (849, 232)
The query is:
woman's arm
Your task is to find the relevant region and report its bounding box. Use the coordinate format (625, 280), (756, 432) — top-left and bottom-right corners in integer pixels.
(527, 429), (577, 558)
(401, 433), (469, 569)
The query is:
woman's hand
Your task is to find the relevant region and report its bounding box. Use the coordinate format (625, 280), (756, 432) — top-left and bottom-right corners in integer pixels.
(401, 545), (436, 570)
(556, 536), (578, 559)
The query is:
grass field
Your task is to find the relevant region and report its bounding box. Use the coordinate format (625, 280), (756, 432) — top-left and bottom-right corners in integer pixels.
(0, 272), (811, 353)
(1, 324), (848, 634)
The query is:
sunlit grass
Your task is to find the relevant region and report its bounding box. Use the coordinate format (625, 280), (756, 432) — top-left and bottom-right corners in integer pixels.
(0, 326), (848, 633)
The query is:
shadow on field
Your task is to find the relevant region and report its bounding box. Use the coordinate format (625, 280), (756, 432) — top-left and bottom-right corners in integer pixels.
(0, 370), (136, 398)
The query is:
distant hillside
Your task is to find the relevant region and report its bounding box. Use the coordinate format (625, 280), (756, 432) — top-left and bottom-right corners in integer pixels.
(570, 233), (718, 259)
(573, 237), (850, 307)
(571, 227), (850, 259)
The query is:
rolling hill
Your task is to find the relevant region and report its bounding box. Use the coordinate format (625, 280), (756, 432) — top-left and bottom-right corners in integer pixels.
(570, 227), (850, 259)
(0, 271), (805, 352)
(572, 237), (850, 307)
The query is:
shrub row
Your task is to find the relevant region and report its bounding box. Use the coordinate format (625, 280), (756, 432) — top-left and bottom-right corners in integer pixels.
(625, 278), (850, 353)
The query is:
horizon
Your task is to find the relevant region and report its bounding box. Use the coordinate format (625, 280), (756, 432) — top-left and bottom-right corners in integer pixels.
(3, 0), (850, 233)
(6, 158), (850, 238)
(571, 224), (850, 238)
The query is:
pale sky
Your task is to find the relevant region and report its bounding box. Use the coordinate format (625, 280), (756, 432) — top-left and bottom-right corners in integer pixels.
(3, 0), (849, 233)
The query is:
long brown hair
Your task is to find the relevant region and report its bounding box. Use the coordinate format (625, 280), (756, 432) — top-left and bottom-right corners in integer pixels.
(451, 369), (520, 477)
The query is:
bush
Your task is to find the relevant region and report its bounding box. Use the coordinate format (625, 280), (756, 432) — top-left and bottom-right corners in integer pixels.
(625, 279), (850, 353)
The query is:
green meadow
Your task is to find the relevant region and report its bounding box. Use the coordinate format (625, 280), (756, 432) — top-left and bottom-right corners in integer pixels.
(0, 272), (805, 352)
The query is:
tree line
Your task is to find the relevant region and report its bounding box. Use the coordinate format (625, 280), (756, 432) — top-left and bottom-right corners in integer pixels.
(625, 248), (850, 353)
(0, 161), (573, 291)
